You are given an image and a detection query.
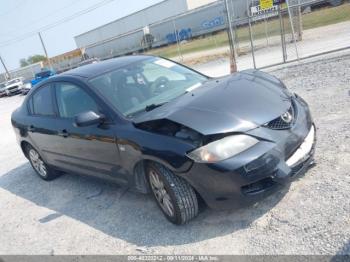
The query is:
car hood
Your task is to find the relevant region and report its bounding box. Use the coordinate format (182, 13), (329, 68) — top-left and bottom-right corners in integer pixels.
(5, 82), (22, 88)
(133, 70), (293, 135)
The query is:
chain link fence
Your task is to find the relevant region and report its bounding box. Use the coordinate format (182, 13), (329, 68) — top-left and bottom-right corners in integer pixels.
(226, 0), (350, 71)
(72, 0), (350, 73)
(1, 0), (350, 80)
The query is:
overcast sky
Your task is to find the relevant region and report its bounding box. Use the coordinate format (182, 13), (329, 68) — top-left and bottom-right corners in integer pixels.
(0, 0), (162, 72)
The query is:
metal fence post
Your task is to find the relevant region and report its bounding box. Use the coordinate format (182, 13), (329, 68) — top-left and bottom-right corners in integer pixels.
(297, 0), (303, 41)
(248, 15), (256, 69)
(286, 0), (300, 61)
(224, 0), (237, 73)
(264, 17), (269, 47)
(172, 19), (183, 62)
(278, 4), (287, 62)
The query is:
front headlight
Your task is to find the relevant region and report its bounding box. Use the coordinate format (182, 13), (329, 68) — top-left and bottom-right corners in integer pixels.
(186, 135), (258, 163)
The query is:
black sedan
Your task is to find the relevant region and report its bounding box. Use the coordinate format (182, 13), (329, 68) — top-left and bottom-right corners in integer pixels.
(11, 55), (316, 224)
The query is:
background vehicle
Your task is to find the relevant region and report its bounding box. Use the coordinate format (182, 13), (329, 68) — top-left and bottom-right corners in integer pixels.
(11, 56), (315, 224)
(30, 69), (55, 87)
(0, 82), (7, 97)
(1, 77), (24, 96)
(21, 82), (32, 95)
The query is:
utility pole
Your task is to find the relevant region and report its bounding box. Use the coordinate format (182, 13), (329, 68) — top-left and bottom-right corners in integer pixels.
(0, 55), (10, 80)
(38, 32), (52, 69)
(224, 0), (237, 73)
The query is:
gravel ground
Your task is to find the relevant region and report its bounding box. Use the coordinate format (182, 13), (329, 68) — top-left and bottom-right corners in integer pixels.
(0, 52), (349, 255)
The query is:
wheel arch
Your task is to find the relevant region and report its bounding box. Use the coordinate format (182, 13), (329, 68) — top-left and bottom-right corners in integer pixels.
(132, 153), (193, 194)
(132, 158), (204, 206)
(20, 140), (32, 159)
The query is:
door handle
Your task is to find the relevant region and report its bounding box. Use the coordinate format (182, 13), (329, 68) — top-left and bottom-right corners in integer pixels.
(58, 129), (70, 138)
(28, 125), (35, 132)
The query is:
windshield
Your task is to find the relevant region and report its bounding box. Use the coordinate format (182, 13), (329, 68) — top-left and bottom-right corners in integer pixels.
(89, 57), (208, 117)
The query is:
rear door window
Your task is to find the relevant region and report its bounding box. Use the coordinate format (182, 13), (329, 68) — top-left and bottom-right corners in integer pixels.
(31, 84), (55, 116)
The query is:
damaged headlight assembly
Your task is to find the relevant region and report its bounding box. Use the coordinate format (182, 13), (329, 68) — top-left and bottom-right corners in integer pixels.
(186, 135), (259, 163)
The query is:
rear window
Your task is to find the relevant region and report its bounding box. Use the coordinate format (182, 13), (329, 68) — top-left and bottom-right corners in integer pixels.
(35, 71), (52, 79)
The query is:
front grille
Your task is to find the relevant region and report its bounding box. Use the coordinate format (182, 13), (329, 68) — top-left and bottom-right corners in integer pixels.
(266, 101), (296, 130)
(241, 177), (276, 195)
(8, 85), (19, 91)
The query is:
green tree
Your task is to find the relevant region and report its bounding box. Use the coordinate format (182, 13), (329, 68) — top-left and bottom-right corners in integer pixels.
(19, 54), (46, 67)
(27, 55), (46, 64)
(20, 58), (29, 67)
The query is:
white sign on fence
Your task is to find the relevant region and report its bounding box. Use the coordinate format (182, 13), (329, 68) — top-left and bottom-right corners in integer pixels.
(250, 4), (279, 20)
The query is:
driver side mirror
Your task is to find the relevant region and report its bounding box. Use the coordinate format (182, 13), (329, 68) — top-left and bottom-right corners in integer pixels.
(74, 111), (105, 127)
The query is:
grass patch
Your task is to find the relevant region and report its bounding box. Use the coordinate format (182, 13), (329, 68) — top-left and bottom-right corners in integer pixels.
(147, 3), (350, 58)
(302, 3), (350, 29)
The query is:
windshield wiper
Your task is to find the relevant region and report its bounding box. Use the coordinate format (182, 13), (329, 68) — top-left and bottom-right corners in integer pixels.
(126, 102), (168, 118)
(145, 102), (167, 112)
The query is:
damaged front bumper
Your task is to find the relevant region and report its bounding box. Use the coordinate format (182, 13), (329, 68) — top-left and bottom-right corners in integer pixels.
(179, 95), (316, 210)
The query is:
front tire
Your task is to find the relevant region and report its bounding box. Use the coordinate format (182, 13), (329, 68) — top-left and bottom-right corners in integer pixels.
(26, 145), (60, 181)
(147, 163), (198, 225)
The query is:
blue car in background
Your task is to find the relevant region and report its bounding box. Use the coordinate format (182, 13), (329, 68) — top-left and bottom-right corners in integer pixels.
(22, 69), (56, 95)
(31, 70), (55, 86)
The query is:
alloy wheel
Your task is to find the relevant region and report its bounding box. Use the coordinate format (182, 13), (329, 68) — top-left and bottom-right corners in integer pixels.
(149, 169), (175, 217)
(29, 149), (47, 177)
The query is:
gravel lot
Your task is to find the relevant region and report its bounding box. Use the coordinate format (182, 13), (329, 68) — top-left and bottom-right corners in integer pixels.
(0, 52), (349, 255)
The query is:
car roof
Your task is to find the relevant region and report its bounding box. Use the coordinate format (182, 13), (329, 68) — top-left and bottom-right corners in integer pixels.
(61, 55), (152, 79)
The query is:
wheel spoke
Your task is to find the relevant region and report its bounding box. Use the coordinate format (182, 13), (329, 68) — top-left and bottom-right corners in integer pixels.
(162, 195), (174, 217)
(29, 149), (47, 177)
(149, 168), (175, 218)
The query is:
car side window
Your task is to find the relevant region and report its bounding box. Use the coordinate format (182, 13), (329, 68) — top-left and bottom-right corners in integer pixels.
(31, 84), (55, 116)
(55, 82), (99, 118)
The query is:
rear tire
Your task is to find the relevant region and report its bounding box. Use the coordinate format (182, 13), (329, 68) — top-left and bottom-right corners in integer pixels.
(25, 144), (60, 181)
(147, 163), (198, 225)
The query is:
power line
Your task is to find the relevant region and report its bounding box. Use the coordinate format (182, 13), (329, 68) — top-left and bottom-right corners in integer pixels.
(0, 0), (85, 37)
(0, 0), (117, 48)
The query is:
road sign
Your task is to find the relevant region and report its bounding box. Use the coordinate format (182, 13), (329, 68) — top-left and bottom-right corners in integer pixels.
(260, 0), (273, 10)
(251, 4), (278, 21)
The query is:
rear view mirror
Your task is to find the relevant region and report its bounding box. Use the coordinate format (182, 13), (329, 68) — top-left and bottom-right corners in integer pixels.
(74, 111), (105, 127)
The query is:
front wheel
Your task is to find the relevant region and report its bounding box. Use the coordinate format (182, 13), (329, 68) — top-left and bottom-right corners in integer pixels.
(147, 163), (198, 225)
(26, 145), (60, 181)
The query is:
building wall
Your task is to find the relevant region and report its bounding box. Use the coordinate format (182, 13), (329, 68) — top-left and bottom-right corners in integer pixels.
(76, 0), (253, 60)
(75, 0), (189, 48)
(83, 1), (227, 59)
(0, 62), (43, 82)
(185, 0), (218, 10)
(44, 49), (82, 72)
